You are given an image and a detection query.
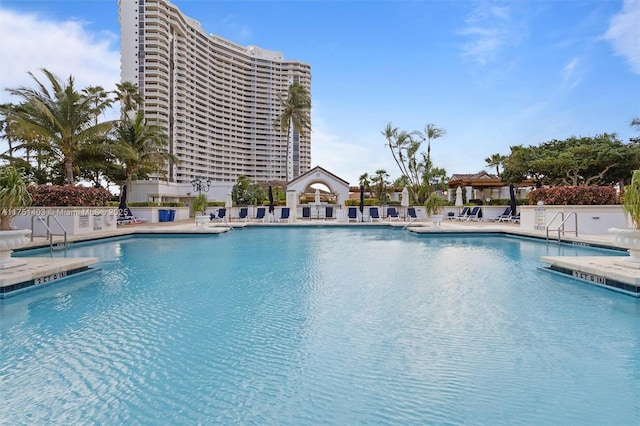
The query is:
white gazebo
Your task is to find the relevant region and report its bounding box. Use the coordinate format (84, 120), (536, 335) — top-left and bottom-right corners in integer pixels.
(285, 166), (350, 220)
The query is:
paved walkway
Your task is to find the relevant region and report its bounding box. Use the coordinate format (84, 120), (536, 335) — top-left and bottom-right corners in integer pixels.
(3, 217), (638, 297)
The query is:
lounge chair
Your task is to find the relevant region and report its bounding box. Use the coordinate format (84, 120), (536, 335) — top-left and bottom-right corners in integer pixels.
(237, 207), (248, 221)
(452, 206), (471, 221)
(465, 206), (482, 222)
(347, 207), (358, 222)
(302, 206), (311, 220)
(325, 206), (335, 220)
(494, 206), (512, 222)
(253, 207), (266, 222)
(407, 207), (419, 221)
(369, 207), (381, 222)
(386, 207), (399, 220)
(278, 207), (290, 223)
(118, 207), (147, 225)
(211, 208), (226, 222)
(509, 212), (520, 223)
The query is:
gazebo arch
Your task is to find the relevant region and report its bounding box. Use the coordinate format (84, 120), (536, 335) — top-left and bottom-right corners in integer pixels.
(286, 166), (350, 219)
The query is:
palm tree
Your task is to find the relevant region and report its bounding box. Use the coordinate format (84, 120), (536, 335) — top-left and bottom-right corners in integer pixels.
(111, 111), (178, 192)
(382, 123), (419, 202)
(0, 166), (32, 231)
(358, 172), (371, 194)
(275, 82), (311, 182)
(371, 169), (390, 204)
(485, 153), (506, 176)
(1, 69), (114, 184)
(114, 81), (143, 117)
(413, 123), (446, 170)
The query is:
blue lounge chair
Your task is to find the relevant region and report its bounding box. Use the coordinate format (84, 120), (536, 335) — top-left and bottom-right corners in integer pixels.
(237, 207), (248, 221)
(278, 207), (290, 223)
(465, 206), (482, 222)
(369, 207), (381, 222)
(347, 207), (358, 222)
(302, 206), (311, 220)
(453, 206), (471, 221)
(253, 207), (266, 222)
(407, 207), (419, 221)
(509, 212), (520, 223)
(494, 206), (512, 222)
(386, 207), (399, 220)
(325, 206), (335, 220)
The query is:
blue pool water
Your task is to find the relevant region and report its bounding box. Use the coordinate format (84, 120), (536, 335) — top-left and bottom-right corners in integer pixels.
(1, 228), (639, 425)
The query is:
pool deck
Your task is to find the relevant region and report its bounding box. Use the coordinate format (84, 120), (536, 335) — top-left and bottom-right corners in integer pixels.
(2, 218), (638, 298)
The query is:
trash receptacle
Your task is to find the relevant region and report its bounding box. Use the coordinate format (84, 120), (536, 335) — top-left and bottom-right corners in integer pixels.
(168, 210), (176, 221)
(158, 209), (169, 222)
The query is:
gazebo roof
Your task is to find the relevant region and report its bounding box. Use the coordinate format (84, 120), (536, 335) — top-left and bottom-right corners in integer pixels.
(448, 171), (504, 188)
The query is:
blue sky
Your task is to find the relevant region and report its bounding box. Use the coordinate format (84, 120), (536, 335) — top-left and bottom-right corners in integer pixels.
(1, 0), (639, 185)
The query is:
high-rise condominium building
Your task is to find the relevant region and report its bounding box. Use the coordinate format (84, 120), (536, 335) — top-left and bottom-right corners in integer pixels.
(118, 0), (311, 185)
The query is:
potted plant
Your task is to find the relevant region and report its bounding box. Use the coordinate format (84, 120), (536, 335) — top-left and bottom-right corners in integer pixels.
(0, 165), (32, 269)
(192, 193), (209, 226)
(424, 192), (447, 229)
(609, 169), (640, 267)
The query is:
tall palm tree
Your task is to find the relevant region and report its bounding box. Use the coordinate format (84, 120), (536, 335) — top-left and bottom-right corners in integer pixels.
(1, 69), (114, 184)
(358, 172), (371, 194)
(275, 82), (311, 182)
(114, 81), (143, 118)
(111, 111), (178, 192)
(485, 153), (506, 176)
(413, 123), (446, 170)
(382, 123), (418, 201)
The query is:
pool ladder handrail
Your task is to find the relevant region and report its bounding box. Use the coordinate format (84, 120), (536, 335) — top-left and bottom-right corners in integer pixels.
(545, 211), (578, 243)
(31, 215), (68, 255)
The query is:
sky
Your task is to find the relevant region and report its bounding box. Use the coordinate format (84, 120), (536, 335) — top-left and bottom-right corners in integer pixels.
(1, 0), (639, 186)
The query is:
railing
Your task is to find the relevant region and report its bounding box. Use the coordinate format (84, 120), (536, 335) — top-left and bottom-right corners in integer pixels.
(31, 215), (68, 255)
(545, 211), (578, 243)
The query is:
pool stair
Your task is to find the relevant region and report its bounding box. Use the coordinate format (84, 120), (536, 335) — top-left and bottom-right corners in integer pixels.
(541, 256), (640, 297)
(0, 257), (99, 298)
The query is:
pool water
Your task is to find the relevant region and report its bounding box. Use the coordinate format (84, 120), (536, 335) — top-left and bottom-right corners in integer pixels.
(1, 228), (639, 425)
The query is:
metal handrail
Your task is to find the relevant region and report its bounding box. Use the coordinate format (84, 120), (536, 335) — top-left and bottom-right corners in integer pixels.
(545, 211), (578, 243)
(31, 215), (68, 255)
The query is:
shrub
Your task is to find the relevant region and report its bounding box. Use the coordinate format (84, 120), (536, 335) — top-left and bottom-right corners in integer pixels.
(344, 198), (377, 206)
(528, 186), (618, 205)
(128, 201), (185, 207)
(29, 184), (112, 207)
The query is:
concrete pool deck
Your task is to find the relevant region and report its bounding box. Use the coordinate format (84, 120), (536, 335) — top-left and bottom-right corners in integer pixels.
(1, 218), (638, 298)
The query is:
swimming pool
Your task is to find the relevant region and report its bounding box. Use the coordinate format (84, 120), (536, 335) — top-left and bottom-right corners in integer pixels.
(1, 228), (639, 424)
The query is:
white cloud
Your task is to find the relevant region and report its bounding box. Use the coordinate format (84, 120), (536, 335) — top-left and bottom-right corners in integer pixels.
(0, 9), (120, 104)
(562, 57), (583, 90)
(311, 106), (395, 186)
(458, 2), (521, 65)
(602, 0), (640, 74)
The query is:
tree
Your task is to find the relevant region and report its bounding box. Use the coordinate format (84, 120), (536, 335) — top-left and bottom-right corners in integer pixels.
(502, 133), (640, 186)
(383, 122), (446, 203)
(631, 117), (640, 144)
(358, 173), (371, 194)
(1, 69), (114, 184)
(231, 175), (264, 205)
(275, 82), (311, 182)
(413, 123), (446, 172)
(0, 166), (32, 231)
(114, 81), (143, 117)
(485, 153), (506, 176)
(370, 169), (390, 204)
(110, 111), (177, 192)
(383, 123), (420, 203)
